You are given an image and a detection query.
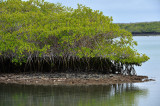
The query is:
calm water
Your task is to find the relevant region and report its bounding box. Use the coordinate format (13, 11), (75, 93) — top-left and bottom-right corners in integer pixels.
(0, 36), (160, 106)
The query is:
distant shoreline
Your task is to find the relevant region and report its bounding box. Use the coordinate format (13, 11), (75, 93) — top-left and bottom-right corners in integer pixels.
(118, 21), (160, 36)
(0, 73), (154, 86)
(132, 32), (160, 36)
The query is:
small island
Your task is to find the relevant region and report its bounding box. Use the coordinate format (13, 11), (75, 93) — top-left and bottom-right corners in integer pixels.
(0, 0), (152, 85)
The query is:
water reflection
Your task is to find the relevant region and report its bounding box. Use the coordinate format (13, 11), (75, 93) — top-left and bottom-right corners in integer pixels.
(0, 83), (147, 106)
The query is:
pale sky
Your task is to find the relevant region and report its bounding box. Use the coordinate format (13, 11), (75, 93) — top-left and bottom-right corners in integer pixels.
(25, 0), (160, 23)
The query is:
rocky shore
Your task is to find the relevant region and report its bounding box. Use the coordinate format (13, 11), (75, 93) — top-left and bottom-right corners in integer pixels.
(0, 73), (154, 86)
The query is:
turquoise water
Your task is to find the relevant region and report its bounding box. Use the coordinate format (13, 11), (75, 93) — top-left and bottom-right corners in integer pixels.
(134, 36), (160, 106)
(0, 36), (160, 106)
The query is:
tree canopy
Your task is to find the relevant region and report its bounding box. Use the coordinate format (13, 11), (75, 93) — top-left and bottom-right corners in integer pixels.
(0, 0), (149, 73)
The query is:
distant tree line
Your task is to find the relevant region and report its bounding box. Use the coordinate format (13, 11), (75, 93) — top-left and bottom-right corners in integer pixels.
(118, 22), (160, 34)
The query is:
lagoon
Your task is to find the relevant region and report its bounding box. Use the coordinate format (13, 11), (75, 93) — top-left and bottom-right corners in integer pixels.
(0, 35), (160, 106)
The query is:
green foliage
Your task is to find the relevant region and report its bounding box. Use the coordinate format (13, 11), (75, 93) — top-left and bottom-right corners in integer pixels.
(119, 22), (160, 33)
(0, 0), (149, 66)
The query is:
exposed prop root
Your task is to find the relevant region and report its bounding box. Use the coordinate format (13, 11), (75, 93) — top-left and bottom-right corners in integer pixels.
(0, 56), (137, 75)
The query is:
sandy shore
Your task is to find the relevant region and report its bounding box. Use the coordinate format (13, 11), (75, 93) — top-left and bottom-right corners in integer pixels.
(0, 73), (154, 86)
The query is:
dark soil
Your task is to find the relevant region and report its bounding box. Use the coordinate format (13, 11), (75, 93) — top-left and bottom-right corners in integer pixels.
(0, 73), (155, 86)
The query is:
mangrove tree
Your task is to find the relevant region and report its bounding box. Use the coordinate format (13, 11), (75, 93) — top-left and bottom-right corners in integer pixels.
(0, 0), (149, 75)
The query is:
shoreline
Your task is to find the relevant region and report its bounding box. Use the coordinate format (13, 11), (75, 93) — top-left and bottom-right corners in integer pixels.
(0, 73), (154, 86)
(132, 32), (160, 36)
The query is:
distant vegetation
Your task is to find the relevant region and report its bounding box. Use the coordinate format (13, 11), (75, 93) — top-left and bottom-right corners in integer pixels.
(119, 22), (160, 34)
(0, 0), (149, 74)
